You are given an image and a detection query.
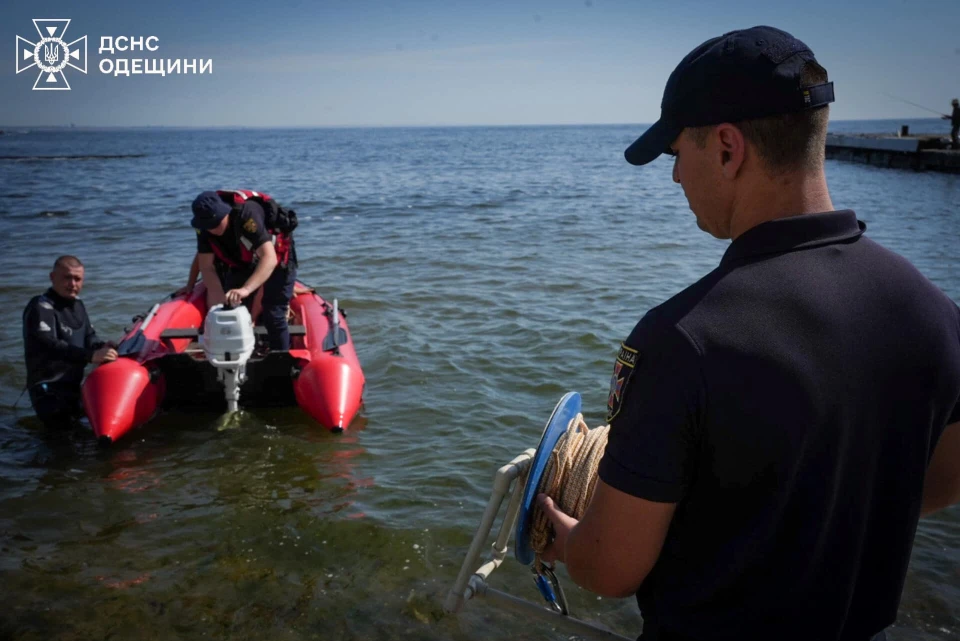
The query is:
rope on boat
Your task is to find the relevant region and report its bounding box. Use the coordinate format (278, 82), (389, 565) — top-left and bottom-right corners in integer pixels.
(529, 413), (610, 571)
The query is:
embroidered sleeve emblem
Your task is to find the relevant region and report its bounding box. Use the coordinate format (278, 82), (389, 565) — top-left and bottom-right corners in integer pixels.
(606, 342), (639, 423)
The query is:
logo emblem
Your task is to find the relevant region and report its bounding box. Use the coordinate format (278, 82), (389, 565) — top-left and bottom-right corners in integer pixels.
(243, 218), (259, 234)
(16, 19), (87, 90)
(606, 343), (639, 423)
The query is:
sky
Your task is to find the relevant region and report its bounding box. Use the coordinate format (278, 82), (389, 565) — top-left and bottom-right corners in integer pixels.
(1, 0), (958, 127)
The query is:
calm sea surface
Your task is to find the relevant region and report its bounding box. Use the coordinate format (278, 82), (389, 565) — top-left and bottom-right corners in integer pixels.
(0, 120), (958, 640)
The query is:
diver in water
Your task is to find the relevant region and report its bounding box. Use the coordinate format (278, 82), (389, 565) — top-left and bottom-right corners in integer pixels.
(22, 255), (117, 428)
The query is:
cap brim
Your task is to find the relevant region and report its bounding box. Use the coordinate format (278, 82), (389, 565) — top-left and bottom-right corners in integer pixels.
(624, 119), (681, 166)
(190, 212), (226, 230)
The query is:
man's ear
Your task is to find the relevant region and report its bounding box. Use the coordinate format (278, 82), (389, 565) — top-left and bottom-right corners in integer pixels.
(715, 123), (746, 179)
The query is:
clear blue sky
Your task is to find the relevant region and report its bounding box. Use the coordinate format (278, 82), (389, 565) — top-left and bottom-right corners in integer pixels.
(2, 0), (958, 127)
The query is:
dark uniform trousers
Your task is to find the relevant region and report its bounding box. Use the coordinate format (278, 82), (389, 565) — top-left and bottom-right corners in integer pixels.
(222, 264), (297, 351)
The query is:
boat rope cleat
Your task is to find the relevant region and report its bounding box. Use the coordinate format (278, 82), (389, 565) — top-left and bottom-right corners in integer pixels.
(444, 391), (631, 641)
(201, 304), (256, 413)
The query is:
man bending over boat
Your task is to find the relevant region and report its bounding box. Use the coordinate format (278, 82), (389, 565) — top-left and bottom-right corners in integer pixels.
(22, 256), (117, 428)
(537, 26), (960, 641)
(189, 190), (297, 350)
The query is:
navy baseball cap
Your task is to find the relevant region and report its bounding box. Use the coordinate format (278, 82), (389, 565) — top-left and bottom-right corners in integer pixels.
(625, 26), (835, 166)
(190, 191), (231, 230)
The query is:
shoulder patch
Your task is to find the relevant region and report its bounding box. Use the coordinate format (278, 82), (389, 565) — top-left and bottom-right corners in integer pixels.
(243, 217), (259, 234)
(39, 301), (53, 310)
(606, 342), (639, 423)
(38, 321), (52, 332)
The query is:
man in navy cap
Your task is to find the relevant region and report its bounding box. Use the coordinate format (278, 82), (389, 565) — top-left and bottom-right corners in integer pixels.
(189, 190), (297, 350)
(538, 26), (960, 641)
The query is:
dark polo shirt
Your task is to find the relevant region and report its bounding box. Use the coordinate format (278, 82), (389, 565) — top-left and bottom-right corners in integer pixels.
(599, 210), (960, 641)
(196, 201), (271, 268)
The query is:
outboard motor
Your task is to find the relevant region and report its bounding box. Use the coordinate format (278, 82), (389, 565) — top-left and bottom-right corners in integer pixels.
(202, 304), (255, 412)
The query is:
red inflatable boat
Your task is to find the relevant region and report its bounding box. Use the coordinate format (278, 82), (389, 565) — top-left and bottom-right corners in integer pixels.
(82, 282), (365, 445)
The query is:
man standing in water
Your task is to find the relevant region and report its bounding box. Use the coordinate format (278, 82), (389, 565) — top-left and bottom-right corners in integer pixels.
(942, 98), (959, 149)
(22, 256), (117, 428)
(538, 26), (960, 641)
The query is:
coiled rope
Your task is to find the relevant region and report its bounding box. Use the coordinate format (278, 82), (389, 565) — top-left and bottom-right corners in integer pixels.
(529, 413), (610, 571)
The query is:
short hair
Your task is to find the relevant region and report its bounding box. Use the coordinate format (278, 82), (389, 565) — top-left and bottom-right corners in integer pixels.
(690, 62), (830, 174)
(53, 255), (83, 271)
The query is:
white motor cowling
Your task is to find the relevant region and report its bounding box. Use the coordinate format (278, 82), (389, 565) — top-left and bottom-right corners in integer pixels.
(202, 304), (256, 412)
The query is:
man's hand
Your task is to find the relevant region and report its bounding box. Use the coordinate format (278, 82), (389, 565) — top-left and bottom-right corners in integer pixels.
(537, 493), (580, 564)
(225, 287), (251, 307)
(92, 346), (118, 365)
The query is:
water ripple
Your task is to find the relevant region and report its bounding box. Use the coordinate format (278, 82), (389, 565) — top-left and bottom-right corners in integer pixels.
(0, 122), (957, 640)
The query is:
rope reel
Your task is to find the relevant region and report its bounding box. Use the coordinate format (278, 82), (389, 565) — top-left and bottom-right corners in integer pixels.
(530, 414), (609, 570)
(445, 391), (634, 641)
(514, 392), (610, 612)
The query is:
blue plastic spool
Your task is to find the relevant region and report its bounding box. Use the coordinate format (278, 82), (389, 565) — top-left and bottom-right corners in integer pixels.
(514, 391), (582, 566)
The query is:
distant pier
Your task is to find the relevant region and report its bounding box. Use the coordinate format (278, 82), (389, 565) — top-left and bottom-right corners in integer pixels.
(826, 129), (960, 173)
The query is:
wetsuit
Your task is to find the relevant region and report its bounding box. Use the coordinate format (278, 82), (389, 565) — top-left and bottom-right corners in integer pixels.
(197, 200), (297, 350)
(22, 289), (106, 427)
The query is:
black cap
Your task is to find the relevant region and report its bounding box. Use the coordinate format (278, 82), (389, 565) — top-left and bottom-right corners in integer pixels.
(190, 191), (232, 230)
(625, 26), (835, 166)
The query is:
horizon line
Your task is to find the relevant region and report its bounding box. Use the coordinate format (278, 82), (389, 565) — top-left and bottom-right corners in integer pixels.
(0, 116), (946, 131)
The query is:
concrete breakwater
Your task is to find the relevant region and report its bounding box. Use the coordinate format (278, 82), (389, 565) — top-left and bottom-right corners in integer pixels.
(826, 130), (960, 173)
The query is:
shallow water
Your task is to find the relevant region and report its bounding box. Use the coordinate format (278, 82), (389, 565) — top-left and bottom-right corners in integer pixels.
(0, 120), (958, 640)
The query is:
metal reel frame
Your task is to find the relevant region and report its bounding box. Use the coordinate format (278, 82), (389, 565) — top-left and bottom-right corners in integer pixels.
(443, 450), (631, 641)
